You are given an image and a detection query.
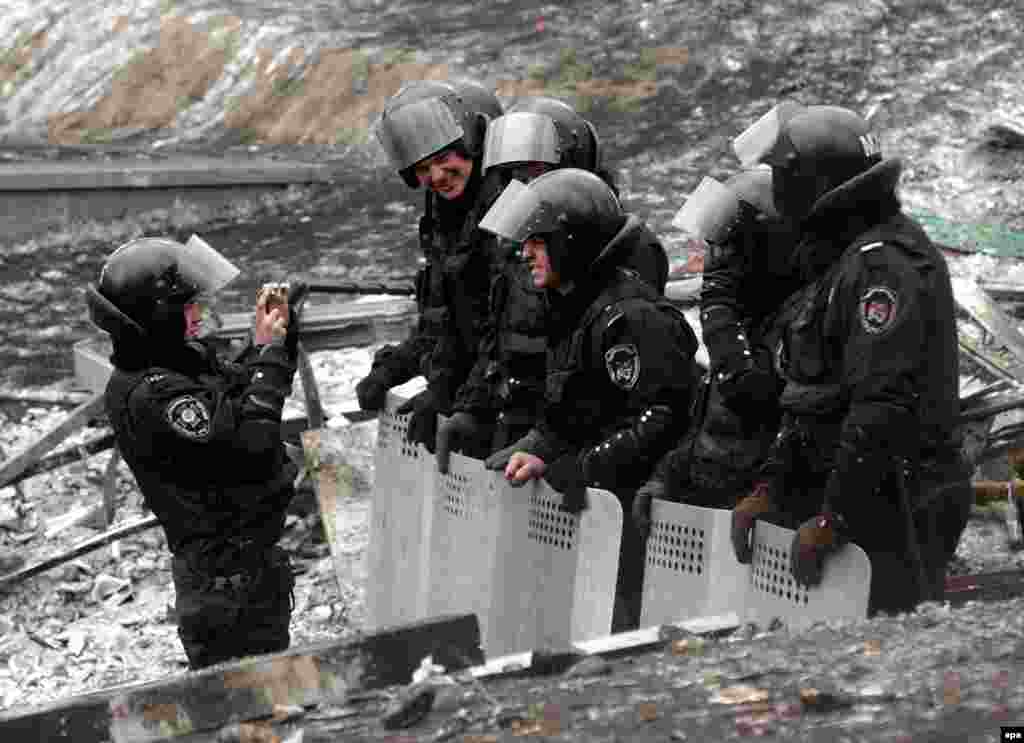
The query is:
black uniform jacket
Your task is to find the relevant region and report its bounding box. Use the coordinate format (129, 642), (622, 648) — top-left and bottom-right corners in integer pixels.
(105, 340), (297, 562)
(777, 160), (961, 512)
(523, 227), (699, 492)
(366, 170), (498, 407)
(454, 214), (670, 420)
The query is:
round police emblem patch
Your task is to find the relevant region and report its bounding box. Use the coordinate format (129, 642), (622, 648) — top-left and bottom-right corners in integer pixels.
(165, 396), (212, 440)
(859, 286), (899, 335)
(605, 344), (640, 390)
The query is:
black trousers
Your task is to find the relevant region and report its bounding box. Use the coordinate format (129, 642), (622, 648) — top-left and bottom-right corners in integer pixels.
(171, 547), (295, 670)
(799, 466), (972, 617)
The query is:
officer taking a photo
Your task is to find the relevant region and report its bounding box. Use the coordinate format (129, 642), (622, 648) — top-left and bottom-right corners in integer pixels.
(86, 236), (303, 669)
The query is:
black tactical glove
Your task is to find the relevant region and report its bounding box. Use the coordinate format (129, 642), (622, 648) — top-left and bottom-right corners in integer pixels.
(396, 388), (447, 453)
(356, 372), (392, 412)
(730, 480), (779, 564)
(436, 412), (492, 474)
(790, 512), (848, 587)
(544, 453), (589, 514)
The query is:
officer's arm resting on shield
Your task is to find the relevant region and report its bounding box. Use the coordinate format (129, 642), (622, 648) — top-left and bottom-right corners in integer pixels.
(127, 296), (298, 485)
(437, 335), (502, 474)
(579, 302), (700, 492)
(792, 247), (922, 584)
(496, 425), (569, 484)
(499, 301), (700, 490)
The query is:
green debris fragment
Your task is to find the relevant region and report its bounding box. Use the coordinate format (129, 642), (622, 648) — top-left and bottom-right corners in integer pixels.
(911, 209), (1024, 259)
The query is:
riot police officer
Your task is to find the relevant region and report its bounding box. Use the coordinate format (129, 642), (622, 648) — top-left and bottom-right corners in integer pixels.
(355, 79), (504, 452)
(727, 103), (972, 614)
(86, 236), (300, 669)
(635, 167), (803, 523)
(437, 98), (668, 472)
(478, 169), (700, 630)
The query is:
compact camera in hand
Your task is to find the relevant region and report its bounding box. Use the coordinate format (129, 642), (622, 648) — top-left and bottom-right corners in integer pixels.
(259, 282), (291, 311)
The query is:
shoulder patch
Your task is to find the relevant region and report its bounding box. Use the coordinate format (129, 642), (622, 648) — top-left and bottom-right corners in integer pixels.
(605, 344), (640, 391)
(165, 396), (212, 441)
(144, 372), (167, 385)
(859, 286), (899, 334)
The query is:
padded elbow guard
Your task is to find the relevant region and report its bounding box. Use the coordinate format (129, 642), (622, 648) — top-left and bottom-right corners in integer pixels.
(701, 304), (755, 381)
(582, 404), (681, 489)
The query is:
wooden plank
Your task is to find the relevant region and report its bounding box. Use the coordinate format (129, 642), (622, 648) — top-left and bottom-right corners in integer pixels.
(0, 613), (483, 743)
(1, 431), (115, 489)
(301, 427), (357, 600)
(0, 515), (160, 589)
(978, 281), (1024, 303)
(101, 446), (121, 527)
(73, 297), (421, 394)
(43, 503), (106, 539)
(0, 393), (105, 487)
(0, 158), (333, 192)
(213, 297), (420, 350)
(958, 330), (1018, 381)
(0, 388), (93, 406)
(954, 278), (1024, 382)
(296, 344), (326, 429)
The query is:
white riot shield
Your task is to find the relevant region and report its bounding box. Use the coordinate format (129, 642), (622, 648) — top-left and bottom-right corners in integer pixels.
(640, 500), (870, 629)
(484, 478), (621, 656)
(639, 501), (748, 626)
(425, 451), (503, 643)
(745, 519), (870, 628)
(366, 386), (435, 629)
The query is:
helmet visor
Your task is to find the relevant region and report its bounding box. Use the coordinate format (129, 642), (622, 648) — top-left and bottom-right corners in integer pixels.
(732, 101), (802, 168)
(671, 176), (742, 243)
(583, 120), (602, 170)
(724, 165), (776, 217)
(478, 179), (563, 243)
(177, 234), (240, 296)
(483, 112), (561, 172)
(374, 97), (464, 172)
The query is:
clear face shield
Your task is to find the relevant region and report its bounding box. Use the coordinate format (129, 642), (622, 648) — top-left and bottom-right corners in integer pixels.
(176, 235), (238, 338)
(731, 101), (804, 168)
(671, 176), (747, 243)
(583, 120), (602, 170)
(177, 234), (240, 296)
(477, 179), (563, 243)
(482, 112), (561, 172)
(374, 97), (465, 172)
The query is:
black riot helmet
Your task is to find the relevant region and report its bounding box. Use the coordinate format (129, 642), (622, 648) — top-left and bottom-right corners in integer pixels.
(483, 96), (603, 175)
(732, 102), (882, 222)
(375, 78), (503, 188)
(86, 236), (239, 345)
(449, 78), (504, 121)
(478, 168), (623, 282)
